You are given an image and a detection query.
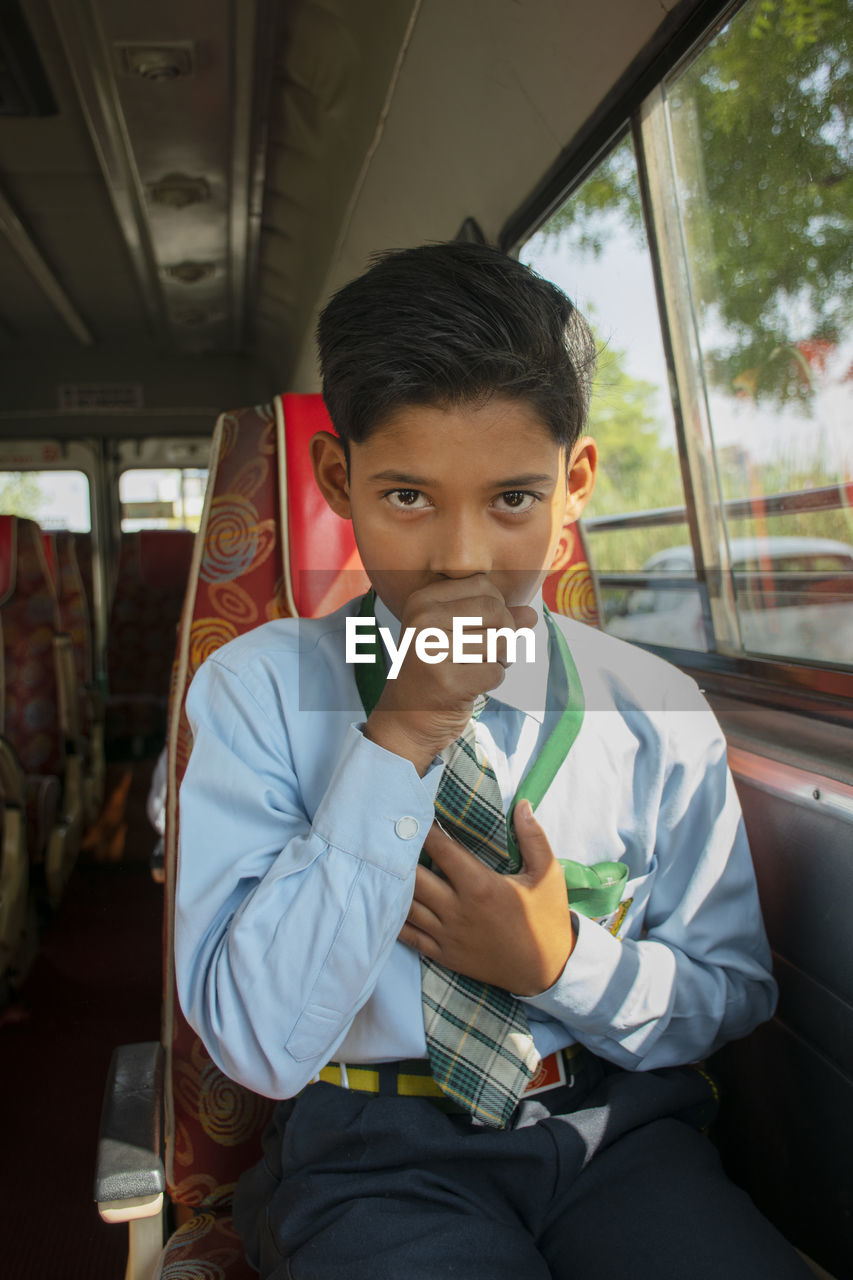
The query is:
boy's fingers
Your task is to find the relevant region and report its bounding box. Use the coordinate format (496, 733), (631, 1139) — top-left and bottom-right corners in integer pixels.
(513, 800), (556, 879)
(421, 822), (484, 886)
(507, 603), (538, 630)
(407, 878), (447, 931)
(398, 921), (440, 959)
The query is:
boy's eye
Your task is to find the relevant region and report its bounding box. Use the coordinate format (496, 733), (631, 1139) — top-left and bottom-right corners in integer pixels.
(494, 491), (537, 513)
(385, 488), (429, 509)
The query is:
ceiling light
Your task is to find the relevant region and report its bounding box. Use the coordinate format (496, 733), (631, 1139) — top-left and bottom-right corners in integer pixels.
(148, 174), (211, 209)
(165, 261), (216, 285)
(117, 43), (196, 81)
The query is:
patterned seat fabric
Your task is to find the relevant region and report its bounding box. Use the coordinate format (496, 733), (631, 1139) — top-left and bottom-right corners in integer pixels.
(106, 529), (195, 752)
(45, 530), (104, 822)
(542, 519), (600, 626)
(0, 516), (64, 862)
(47, 530), (94, 690)
(156, 395), (599, 1276)
(156, 1213), (255, 1280)
(161, 398), (368, 1243)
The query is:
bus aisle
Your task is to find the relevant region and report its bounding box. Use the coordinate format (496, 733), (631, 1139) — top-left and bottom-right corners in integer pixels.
(1, 762), (163, 1279)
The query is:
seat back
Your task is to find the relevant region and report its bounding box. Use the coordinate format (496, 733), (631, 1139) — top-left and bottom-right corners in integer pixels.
(106, 528), (196, 750)
(542, 519), (601, 626)
(48, 530), (94, 690)
(0, 516), (64, 779)
(161, 395), (601, 1217)
(162, 395), (368, 1215)
(72, 532), (95, 631)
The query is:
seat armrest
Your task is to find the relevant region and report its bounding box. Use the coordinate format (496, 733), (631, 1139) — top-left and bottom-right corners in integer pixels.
(95, 1042), (166, 1222)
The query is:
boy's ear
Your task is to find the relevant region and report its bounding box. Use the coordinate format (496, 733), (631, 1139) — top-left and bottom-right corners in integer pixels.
(310, 431), (352, 519)
(563, 437), (597, 522)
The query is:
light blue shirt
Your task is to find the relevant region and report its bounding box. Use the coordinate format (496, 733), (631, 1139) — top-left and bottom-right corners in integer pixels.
(176, 593), (777, 1099)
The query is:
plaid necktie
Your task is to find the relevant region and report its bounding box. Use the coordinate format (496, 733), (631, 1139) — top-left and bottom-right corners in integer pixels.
(421, 704), (541, 1128)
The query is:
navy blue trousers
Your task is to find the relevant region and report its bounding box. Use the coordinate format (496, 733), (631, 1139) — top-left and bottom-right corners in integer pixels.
(234, 1058), (811, 1279)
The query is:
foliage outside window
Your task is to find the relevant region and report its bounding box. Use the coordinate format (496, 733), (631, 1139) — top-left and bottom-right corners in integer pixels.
(0, 470), (91, 532)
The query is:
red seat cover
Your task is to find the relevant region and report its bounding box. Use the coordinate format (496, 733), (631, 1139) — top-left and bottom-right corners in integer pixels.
(282, 393), (367, 616)
(41, 532), (58, 590)
(0, 516), (15, 604)
(107, 529), (196, 744)
(53, 530), (93, 689)
(542, 518), (600, 626)
(0, 516), (64, 778)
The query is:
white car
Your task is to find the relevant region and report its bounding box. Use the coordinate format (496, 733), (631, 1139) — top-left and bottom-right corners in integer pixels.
(607, 536), (853, 665)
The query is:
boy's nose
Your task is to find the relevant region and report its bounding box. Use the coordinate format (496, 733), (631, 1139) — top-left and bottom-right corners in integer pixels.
(429, 513), (492, 577)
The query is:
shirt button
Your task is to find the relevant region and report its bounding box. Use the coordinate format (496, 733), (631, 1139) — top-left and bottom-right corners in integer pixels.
(395, 816), (420, 840)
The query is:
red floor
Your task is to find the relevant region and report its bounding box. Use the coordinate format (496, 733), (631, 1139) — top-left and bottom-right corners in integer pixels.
(1, 765), (163, 1279)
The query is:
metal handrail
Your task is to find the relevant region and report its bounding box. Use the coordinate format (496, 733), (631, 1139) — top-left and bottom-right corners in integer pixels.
(583, 484), (852, 534)
(599, 570), (853, 590)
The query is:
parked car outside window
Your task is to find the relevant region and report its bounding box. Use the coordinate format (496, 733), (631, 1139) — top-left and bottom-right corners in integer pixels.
(608, 536), (853, 665)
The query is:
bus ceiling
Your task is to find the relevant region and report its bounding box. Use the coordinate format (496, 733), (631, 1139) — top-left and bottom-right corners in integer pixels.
(0, 0), (727, 437)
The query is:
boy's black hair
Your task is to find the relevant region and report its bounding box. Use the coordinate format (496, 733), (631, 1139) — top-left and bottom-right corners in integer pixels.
(317, 241), (596, 452)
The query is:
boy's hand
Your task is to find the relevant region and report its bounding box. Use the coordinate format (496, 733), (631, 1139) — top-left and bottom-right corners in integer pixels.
(364, 574), (537, 773)
(399, 800), (575, 996)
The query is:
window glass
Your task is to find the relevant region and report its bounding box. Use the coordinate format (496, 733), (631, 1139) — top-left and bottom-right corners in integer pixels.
(0, 470), (91, 531)
(521, 134), (696, 639)
(665, 0), (852, 665)
(119, 468), (208, 531)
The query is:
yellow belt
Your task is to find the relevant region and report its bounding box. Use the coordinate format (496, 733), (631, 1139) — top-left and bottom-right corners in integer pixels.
(318, 1045), (585, 1102)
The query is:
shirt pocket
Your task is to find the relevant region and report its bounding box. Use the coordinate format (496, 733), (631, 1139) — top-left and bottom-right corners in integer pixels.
(592, 857), (657, 939)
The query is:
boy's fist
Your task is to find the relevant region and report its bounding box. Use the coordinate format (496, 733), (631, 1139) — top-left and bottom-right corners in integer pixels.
(399, 799), (576, 995)
(364, 574), (537, 773)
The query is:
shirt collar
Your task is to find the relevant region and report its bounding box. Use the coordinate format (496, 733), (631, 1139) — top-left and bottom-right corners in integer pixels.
(372, 589), (550, 725)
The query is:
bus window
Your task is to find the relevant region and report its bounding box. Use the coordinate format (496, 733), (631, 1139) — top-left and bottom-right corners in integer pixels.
(661, 0), (852, 667)
(119, 467), (208, 532)
(522, 0), (852, 669)
(520, 135), (700, 640)
(0, 469), (91, 531)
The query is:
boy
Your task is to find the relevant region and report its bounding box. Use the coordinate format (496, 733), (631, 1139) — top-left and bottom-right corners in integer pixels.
(177, 242), (810, 1278)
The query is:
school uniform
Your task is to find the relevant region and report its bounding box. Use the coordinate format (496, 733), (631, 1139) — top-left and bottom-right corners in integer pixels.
(177, 594), (808, 1278)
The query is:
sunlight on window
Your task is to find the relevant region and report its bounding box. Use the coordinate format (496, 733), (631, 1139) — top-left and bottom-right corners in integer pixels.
(0, 470), (91, 531)
(119, 468), (208, 531)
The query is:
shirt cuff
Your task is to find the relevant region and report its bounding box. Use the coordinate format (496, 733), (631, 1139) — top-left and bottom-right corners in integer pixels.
(310, 722), (444, 877)
(518, 913), (633, 1028)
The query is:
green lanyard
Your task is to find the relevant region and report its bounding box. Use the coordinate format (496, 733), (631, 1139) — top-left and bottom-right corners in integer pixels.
(352, 590), (627, 919)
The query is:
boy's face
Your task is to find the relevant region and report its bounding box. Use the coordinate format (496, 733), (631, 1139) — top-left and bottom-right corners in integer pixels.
(312, 397), (596, 621)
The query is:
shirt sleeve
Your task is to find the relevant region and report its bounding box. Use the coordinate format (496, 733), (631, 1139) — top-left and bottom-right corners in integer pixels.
(175, 651), (442, 1098)
(520, 681), (778, 1069)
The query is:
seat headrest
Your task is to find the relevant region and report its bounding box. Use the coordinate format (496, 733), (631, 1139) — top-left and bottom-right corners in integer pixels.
(281, 394), (368, 616)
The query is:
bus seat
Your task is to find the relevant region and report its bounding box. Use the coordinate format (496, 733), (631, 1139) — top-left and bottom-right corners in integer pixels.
(44, 530), (104, 823)
(543, 518), (601, 627)
(43, 531), (94, 689)
(40, 530), (57, 589)
(72, 531), (95, 626)
(0, 726), (30, 1001)
(0, 515), (82, 905)
(95, 393), (613, 1279)
(105, 529), (195, 756)
(95, 396), (366, 1277)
